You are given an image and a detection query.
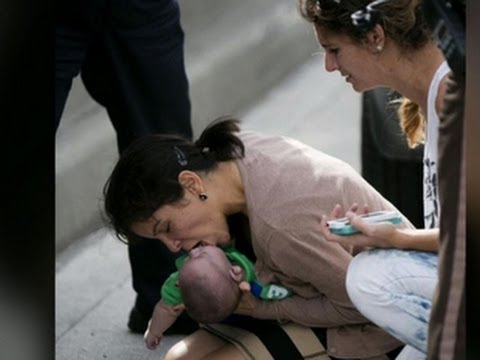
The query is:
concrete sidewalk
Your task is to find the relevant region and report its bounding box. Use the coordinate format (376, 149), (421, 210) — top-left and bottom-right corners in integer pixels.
(55, 56), (361, 360)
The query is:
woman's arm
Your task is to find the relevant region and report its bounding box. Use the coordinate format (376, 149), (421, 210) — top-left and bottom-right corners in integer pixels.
(390, 227), (439, 251)
(242, 227), (372, 327)
(237, 292), (369, 328)
(320, 208), (439, 252)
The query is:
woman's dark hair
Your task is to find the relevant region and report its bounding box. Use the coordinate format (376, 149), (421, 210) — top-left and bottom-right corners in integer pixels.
(103, 117), (245, 243)
(298, 0), (432, 50)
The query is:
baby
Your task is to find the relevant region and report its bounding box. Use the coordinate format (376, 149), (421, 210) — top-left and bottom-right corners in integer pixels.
(144, 245), (291, 350)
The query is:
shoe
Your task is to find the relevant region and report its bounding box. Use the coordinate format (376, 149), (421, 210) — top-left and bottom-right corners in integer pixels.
(127, 305), (199, 335)
(127, 305), (150, 334)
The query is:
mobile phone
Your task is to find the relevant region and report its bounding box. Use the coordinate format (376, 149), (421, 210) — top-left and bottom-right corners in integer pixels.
(327, 210), (403, 236)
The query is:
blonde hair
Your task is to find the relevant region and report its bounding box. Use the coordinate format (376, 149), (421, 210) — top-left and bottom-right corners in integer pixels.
(397, 97), (425, 148)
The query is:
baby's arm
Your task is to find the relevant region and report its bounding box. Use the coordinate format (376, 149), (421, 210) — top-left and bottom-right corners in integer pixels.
(144, 299), (185, 350)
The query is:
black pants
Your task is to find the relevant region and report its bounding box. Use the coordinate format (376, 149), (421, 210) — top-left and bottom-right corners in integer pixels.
(55, 0), (192, 315)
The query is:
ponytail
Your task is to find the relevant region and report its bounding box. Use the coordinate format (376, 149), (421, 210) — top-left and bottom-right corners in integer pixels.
(397, 97), (425, 148)
(194, 116), (245, 161)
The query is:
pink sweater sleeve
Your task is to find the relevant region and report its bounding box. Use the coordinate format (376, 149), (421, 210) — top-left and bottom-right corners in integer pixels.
(252, 229), (369, 327)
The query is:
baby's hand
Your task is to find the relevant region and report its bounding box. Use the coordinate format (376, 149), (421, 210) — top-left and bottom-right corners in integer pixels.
(144, 329), (161, 350)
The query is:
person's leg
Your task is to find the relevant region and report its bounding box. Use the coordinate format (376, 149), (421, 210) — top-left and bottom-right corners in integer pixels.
(395, 345), (426, 360)
(80, 0), (194, 333)
(201, 344), (248, 360)
(55, 16), (89, 129)
(164, 329), (244, 360)
(346, 249), (438, 354)
(80, 0), (192, 152)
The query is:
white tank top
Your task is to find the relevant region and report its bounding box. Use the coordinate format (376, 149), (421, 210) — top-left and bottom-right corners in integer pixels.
(423, 60), (450, 229)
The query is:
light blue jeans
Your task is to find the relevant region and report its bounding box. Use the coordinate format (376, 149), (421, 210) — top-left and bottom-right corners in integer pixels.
(346, 249), (438, 360)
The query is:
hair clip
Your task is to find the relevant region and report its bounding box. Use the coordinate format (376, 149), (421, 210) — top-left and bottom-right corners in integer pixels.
(201, 147), (210, 153)
(173, 146), (188, 166)
(351, 0), (390, 31)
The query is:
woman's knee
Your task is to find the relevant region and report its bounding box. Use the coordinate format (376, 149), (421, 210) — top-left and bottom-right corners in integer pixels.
(164, 329), (229, 360)
(346, 250), (392, 310)
(346, 252), (376, 307)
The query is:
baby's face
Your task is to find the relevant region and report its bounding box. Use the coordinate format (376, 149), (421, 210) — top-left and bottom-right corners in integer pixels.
(186, 246), (231, 273)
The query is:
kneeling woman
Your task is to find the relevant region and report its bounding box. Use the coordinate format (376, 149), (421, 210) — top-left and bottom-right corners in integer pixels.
(104, 118), (410, 359)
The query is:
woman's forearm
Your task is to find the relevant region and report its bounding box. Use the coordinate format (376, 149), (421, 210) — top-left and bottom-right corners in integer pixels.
(393, 228), (439, 252)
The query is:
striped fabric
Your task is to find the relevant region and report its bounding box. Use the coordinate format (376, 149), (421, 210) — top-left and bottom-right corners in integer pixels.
(203, 322), (331, 360)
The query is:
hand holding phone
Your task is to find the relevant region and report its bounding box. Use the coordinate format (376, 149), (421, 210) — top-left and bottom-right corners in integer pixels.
(327, 210), (402, 236)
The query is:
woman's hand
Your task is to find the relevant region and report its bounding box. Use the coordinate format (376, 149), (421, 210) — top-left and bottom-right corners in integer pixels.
(320, 204), (399, 249)
(234, 282), (257, 316)
(231, 266), (259, 316)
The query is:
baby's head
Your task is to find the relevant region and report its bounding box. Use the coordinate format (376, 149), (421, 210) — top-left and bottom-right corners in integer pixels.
(179, 246), (241, 324)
